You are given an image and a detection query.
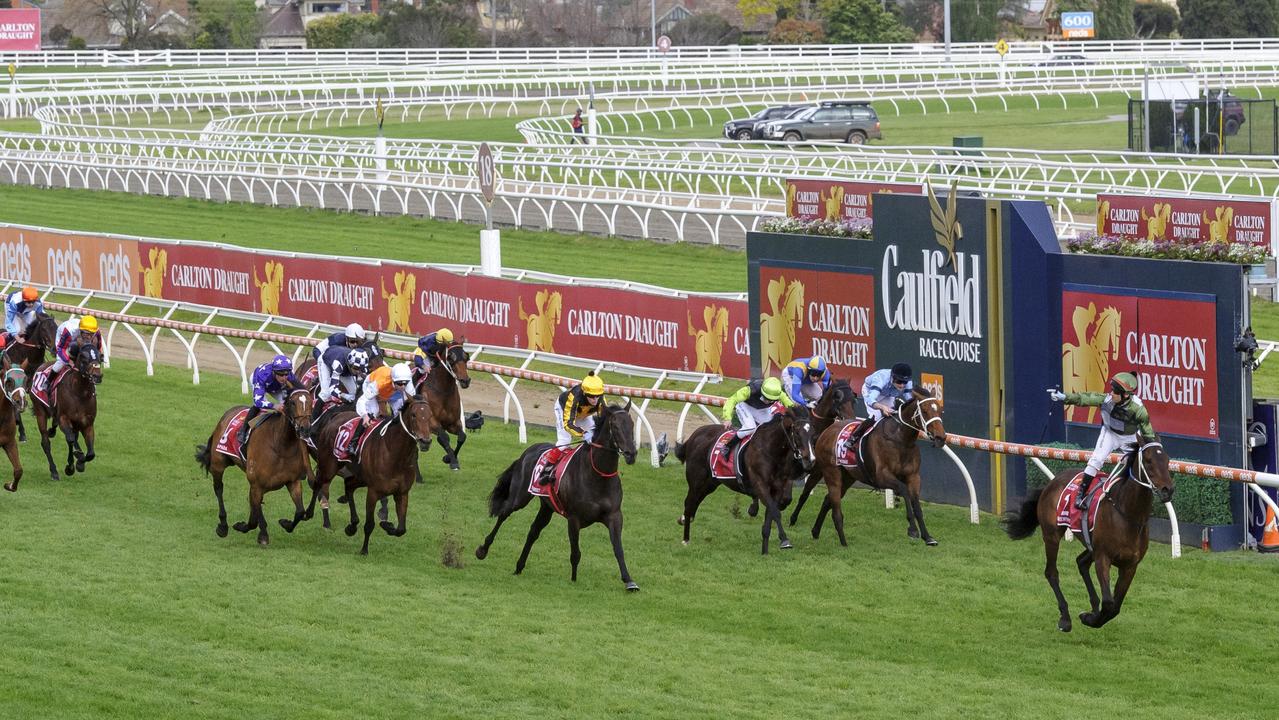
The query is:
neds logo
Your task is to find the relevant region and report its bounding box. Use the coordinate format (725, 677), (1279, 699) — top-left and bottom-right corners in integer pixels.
(99, 244), (132, 294)
(47, 241), (82, 288)
(0, 234), (32, 281)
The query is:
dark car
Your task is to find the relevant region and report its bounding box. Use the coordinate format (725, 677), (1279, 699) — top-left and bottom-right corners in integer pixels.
(1036, 53), (1090, 67)
(1174, 91), (1247, 136)
(723, 105), (810, 141)
(761, 101), (882, 145)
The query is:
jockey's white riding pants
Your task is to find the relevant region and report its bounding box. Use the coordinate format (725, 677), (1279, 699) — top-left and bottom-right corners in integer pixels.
(554, 401), (595, 447)
(734, 403), (776, 439)
(318, 364), (356, 402)
(1087, 426), (1136, 476)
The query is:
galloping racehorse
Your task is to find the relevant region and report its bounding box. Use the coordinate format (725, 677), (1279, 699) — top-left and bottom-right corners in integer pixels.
(3, 312), (57, 442)
(335, 396), (439, 555)
(195, 389), (315, 546)
(1002, 437), (1174, 632)
(416, 340), (472, 470)
(789, 388), (947, 547)
(476, 402), (640, 590)
(676, 406), (816, 554)
(0, 367), (26, 491)
(32, 345), (102, 481)
(747, 379), (857, 518)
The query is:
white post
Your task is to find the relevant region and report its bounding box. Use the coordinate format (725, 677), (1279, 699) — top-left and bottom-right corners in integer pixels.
(374, 134), (387, 182)
(480, 228), (501, 277)
(943, 0), (951, 61)
(1143, 66), (1151, 153)
(5, 84), (13, 119)
(587, 105), (597, 146)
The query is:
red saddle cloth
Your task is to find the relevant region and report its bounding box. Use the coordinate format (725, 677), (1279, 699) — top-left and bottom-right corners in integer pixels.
(709, 430), (755, 481)
(300, 364), (319, 387)
(835, 419), (870, 468)
(528, 445), (583, 516)
(334, 417), (386, 462)
(1055, 472), (1121, 533)
(31, 366), (69, 408)
(214, 408), (252, 460)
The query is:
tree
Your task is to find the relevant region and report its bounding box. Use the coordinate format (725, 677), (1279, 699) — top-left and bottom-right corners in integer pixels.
(899, 0), (1022, 42)
(1241, 0), (1279, 37)
(669, 14), (741, 45)
(87, 0), (152, 44)
(381, 2), (478, 48)
(48, 24), (74, 46)
(737, 0), (809, 25)
(1179, 0), (1247, 37)
(304, 13), (380, 49)
(190, 0), (261, 49)
(1133, 0), (1177, 38)
(768, 18), (825, 43)
(1095, 0), (1134, 39)
(822, 0), (915, 43)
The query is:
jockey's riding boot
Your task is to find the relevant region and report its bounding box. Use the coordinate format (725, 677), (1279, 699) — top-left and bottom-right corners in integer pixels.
(236, 424), (249, 451)
(539, 447), (563, 485)
(1075, 471), (1097, 510)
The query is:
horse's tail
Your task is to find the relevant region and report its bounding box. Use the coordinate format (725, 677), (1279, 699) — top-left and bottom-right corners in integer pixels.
(673, 440), (688, 464)
(1000, 488), (1044, 541)
(488, 457), (521, 517)
(194, 439), (213, 475)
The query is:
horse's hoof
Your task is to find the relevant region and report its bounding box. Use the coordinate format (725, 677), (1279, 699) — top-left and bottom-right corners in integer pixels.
(747, 505), (759, 518)
(84, 453), (95, 463)
(335, 494), (348, 503)
(302, 509), (313, 521)
(359, 548), (368, 556)
(215, 524), (228, 538)
(279, 519), (295, 533)
(450, 465), (460, 471)
(780, 539), (794, 550)
(811, 528), (820, 539)
(681, 540), (689, 546)
(908, 528), (921, 539)
(1059, 618), (1073, 633)
(344, 524), (357, 537)
(64, 465), (74, 477)
(475, 545), (488, 560)
(925, 537), (939, 547)
(258, 537), (270, 547)
(48, 472), (59, 481)
(233, 522), (250, 533)
(625, 581), (640, 592)
(440, 456), (451, 465)
(1079, 612), (1100, 628)
(380, 520), (397, 535)
(75, 460), (85, 473)
(2, 482), (14, 493)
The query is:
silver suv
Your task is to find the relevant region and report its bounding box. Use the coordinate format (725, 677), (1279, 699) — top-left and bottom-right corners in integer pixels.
(762, 102), (882, 144)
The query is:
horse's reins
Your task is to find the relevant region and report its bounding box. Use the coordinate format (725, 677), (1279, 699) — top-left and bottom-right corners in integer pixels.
(1101, 441), (1164, 524)
(894, 396), (943, 439)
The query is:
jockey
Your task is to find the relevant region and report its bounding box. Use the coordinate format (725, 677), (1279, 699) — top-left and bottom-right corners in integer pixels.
(312, 322), (367, 359)
(317, 345), (369, 407)
(239, 355), (300, 448)
(782, 355), (831, 408)
(538, 372), (606, 484)
(1049, 371), (1154, 510)
(412, 328), (454, 373)
(51, 315), (102, 374)
(861, 363), (914, 421)
(348, 363), (413, 456)
(3, 286), (43, 346)
(721, 376), (796, 449)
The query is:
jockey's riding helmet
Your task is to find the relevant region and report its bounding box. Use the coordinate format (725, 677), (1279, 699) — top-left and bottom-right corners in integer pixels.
(891, 363), (912, 383)
(391, 363), (412, 385)
(270, 355), (292, 373)
(806, 356), (826, 377)
(761, 376), (784, 401)
(436, 328), (454, 344)
(21, 286), (38, 302)
(344, 323), (366, 342)
(1111, 371), (1138, 396)
(348, 349), (370, 373)
(78, 316), (98, 333)
(582, 373), (605, 396)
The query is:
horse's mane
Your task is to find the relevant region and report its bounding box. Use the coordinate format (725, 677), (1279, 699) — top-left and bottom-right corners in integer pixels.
(911, 386), (934, 399)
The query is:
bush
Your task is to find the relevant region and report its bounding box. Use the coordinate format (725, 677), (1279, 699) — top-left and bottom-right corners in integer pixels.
(305, 13), (382, 49)
(1024, 441), (1233, 525)
(767, 18), (825, 44)
(47, 24), (72, 46)
(1067, 231), (1268, 264)
(759, 216), (872, 238)
(67, 37), (87, 51)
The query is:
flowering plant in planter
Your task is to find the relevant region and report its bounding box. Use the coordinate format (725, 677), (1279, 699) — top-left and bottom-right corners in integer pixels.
(1067, 232), (1269, 265)
(759, 216), (873, 239)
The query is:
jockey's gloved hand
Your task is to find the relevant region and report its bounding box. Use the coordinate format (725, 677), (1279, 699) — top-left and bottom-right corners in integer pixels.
(1047, 389), (1066, 402)
(806, 400), (817, 409)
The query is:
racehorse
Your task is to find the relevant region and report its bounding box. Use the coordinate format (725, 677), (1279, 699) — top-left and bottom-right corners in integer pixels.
(675, 406), (816, 554)
(747, 379), (857, 518)
(1001, 437), (1173, 632)
(789, 388), (947, 547)
(335, 396), (439, 555)
(475, 402), (640, 590)
(415, 340), (471, 470)
(3, 312), (58, 442)
(32, 346), (102, 481)
(194, 389), (314, 546)
(0, 366), (27, 492)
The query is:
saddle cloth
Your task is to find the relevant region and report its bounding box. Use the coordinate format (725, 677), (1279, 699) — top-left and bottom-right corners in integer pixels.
(528, 444), (583, 516)
(334, 417), (387, 462)
(709, 430), (755, 482)
(835, 420), (869, 468)
(300, 364), (319, 387)
(1055, 472), (1122, 533)
(214, 408), (252, 460)
(31, 366), (69, 408)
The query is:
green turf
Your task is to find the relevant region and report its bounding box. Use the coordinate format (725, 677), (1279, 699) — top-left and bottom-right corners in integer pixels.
(0, 359), (1274, 719)
(0, 185), (746, 294)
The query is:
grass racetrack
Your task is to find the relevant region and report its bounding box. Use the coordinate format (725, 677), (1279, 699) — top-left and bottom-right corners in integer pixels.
(1, 359), (1276, 719)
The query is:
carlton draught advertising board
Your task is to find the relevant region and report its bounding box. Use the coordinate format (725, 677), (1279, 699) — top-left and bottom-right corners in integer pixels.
(784, 179), (923, 222)
(1096, 193), (1277, 253)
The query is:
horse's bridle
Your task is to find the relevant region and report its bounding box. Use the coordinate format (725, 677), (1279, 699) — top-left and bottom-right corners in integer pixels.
(283, 388), (313, 437)
(395, 398), (434, 446)
(779, 414), (814, 465)
(588, 406), (634, 477)
(809, 383), (852, 423)
(894, 396), (944, 439)
(432, 343), (468, 383)
(2, 367), (25, 407)
(1122, 440), (1164, 491)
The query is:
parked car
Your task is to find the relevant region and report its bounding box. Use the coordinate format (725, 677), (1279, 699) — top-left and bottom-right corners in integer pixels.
(723, 105), (810, 141)
(1035, 53), (1090, 67)
(1173, 91), (1246, 136)
(761, 101), (882, 145)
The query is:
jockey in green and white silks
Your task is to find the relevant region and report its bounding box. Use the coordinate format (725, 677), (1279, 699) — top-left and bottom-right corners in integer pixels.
(1048, 371), (1155, 509)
